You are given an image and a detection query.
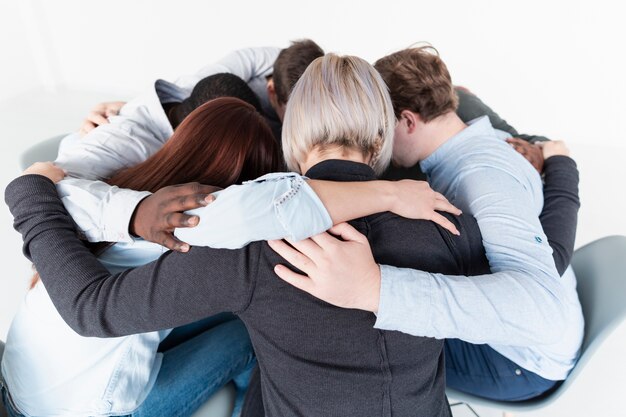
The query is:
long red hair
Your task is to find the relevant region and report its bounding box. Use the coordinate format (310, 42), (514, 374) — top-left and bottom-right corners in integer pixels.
(108, 97), (283, 191)
(30, 97), (282, 289)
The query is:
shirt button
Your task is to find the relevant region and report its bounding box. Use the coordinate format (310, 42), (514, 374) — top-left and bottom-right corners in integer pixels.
(535, 236), (543, 243)
(515, 369), (522, 376)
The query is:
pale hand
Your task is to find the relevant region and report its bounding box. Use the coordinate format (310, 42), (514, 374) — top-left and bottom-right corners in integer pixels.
(268, 222), (381, 313)
(391, 180), (461, 235)
(79, 101), (126, 137)
(22, 162), (66, 183)
(540, 140), (570, 160)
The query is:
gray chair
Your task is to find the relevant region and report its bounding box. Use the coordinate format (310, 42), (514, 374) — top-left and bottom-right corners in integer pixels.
(16, 136), (235, 417)
(19, 134), (66, 170)
(447, 235), (626, 416)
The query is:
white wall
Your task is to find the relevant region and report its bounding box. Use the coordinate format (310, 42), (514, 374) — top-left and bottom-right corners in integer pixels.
(2, 0), (625, 148)
(0, 1), (624, 415)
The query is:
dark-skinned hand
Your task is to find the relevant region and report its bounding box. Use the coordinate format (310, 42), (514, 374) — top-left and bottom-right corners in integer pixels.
(130, 182), (220, 252)
(506, 138), (545, 174)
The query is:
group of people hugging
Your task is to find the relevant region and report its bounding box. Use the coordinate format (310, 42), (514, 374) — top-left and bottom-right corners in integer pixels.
(1, 39), (583, 417)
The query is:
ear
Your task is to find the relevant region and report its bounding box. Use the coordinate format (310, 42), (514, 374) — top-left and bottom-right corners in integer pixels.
(399, 110), (420, 134)
(266, 78), (276, 97)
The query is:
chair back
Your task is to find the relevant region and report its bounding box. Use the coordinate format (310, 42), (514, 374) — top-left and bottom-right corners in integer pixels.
(447, 235), (626, 411)
(19, 134), (66, 170)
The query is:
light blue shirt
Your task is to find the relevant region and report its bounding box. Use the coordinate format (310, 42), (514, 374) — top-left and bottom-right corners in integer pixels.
(373, 117), (583, 380)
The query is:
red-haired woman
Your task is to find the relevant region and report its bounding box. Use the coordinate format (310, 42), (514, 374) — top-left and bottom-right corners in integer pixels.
(1, 97), (282, 417)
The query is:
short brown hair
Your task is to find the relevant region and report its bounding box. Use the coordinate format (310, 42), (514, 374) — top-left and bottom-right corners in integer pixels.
(374, 46), (458, 122)
(272, 39), (324, 104)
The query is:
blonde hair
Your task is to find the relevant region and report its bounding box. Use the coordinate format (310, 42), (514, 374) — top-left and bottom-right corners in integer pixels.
(281, 53), (395, 175)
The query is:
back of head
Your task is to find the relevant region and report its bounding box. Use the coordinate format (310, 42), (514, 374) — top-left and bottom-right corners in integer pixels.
(172, 73), (263, 127)
(108, 97), (282, 192)
(282, 53), (395, 175)
(374, 45), (458, 122)
(272, 39), (325, 105)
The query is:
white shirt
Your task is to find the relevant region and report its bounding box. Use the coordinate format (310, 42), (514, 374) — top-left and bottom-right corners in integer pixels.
(1, 240), (170, 417)
(54, 47), (280, 242)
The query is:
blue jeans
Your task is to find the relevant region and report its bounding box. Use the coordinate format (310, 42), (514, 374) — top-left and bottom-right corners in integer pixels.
(445, 339), (559, 401)
(128, 315), (255, 417)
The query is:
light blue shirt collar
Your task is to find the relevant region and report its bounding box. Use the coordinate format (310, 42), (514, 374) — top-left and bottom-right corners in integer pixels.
(420, 116), (496, 175)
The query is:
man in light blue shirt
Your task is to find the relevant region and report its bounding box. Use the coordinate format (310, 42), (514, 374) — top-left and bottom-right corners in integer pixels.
(262, 47), (583, 402)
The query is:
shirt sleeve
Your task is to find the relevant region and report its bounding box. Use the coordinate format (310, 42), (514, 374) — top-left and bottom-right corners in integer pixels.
(172, 47), (281, 95)
(175, 173), (333, 249)
(539, 156), (580, 275)
(54, 102), (168, 181)
(56, 178), (150, 242)
(6, 174), (258, 337)
(374, 167), (569, 346)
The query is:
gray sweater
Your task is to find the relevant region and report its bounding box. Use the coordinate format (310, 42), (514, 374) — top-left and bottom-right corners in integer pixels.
(6, 157), (579, 417)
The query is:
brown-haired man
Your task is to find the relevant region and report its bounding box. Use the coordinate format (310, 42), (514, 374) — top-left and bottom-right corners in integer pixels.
(267, 46), (583, 403)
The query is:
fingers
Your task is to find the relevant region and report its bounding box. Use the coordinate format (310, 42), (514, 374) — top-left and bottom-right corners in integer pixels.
(284, 237), (323, 259)
(274, 264), (314, 292)
(86, 111), (109, 127)
(328, 222), (367, 243)
(79, 121), (97, 137)
(104, 102), (125, 116)
(267, 239), (315, 273)
(165, 193), (213, 212)
(431, 212), (460, 236)
(434, 193), (462, 215)
(157, 232), (190, 253)
(164, 212), (200, 229)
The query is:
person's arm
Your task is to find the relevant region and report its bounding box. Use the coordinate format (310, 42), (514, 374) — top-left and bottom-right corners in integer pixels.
(271, 169), (570, 346)
(539, 155), (580, 274)
(173, 47), (280, 94)
(56, 178), (150, 242)
(174, 173), (461, 249)
(376, 167), (567, 345)
(6, 174), (258, 337)
(78, 101), (127, 137)
(504, 139), (580, 275)
(55, 98), (170, 181)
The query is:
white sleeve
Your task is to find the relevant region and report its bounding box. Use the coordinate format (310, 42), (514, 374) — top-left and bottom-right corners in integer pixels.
(54, 104), (168, 181)
(175, 173), (332, 250)
(56, 178), (151, 242)
(173, 47), (281, 92)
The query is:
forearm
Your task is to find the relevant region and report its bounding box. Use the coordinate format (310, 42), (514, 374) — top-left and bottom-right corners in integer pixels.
(174, 47), (280, 93)
(307, 180), (396, 224)
(6, 175), (252, 337)
(539, 156), (580, 275)
(375, 265), (568, 346)
(175, 174), (332, 249)
(57, 178), (150, 242)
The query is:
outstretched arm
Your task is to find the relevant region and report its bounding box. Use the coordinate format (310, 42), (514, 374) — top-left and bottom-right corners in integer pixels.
(6, 174), (257, 337)
(173, 174), (461, 250)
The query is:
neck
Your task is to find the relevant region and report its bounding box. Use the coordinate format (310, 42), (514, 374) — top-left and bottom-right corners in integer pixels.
(415, 112), (467, 160)
(299, 145), (369, 174)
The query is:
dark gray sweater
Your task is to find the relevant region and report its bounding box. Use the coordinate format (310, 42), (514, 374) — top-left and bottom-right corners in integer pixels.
(5, 157), (579, 417)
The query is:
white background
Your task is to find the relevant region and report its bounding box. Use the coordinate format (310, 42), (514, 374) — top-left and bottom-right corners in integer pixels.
(0, 1), (624, 416)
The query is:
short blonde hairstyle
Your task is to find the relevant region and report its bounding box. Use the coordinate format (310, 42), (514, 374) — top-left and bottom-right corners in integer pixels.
(281, 53), (395, 175)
